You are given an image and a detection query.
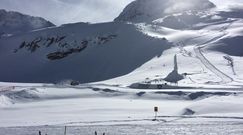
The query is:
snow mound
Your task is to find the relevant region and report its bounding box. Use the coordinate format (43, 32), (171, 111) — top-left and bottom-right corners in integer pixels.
(115, 0), (215, 23)
(0, 95), (14, 107)
(182, 108), (196, 115)
(5, 88), (40, 101)
(0, 9), (55, 35)
(185, 94), (243, 115)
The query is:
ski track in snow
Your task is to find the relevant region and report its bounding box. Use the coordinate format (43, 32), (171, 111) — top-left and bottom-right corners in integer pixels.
(192, 21), (235, 84)
(176, 20), (236, 84)
(194, 46), (233, 83)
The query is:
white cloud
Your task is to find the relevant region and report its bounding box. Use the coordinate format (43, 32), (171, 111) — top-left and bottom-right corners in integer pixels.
(164, 0), (208, 14)
(210, 0), (243, 10)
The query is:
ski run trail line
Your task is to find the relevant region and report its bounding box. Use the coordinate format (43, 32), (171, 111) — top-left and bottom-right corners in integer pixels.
(194, 46), (233, 83)
(191, 22), (234, 84)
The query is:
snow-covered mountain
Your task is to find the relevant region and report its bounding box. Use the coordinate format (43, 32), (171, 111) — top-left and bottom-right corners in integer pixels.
(0, 9), (55, 35)
(0, 22), (170, 83)
(115, 0), (216, 23)
(0, 0), (243, 85)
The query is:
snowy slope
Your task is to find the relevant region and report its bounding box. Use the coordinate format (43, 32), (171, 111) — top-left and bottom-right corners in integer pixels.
(0, 22), (171, 83)
(0, 9), (55, 35)
(103, 8), (243, 86)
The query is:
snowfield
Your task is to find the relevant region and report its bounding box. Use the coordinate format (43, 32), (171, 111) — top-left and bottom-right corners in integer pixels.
(1, 119), (243, 135)
(1, 0), (243, 134)
(0, 83), (243, 134)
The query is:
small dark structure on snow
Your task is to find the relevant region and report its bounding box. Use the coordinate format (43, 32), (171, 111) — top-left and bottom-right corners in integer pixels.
(164, 55), (184, 84)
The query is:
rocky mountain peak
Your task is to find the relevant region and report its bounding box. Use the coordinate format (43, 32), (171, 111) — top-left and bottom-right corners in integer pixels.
(114, 0), (216, 22)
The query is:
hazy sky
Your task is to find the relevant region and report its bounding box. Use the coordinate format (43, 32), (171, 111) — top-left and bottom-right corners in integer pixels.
(0, 0), (242, 25)
(0, 0), (134, 25)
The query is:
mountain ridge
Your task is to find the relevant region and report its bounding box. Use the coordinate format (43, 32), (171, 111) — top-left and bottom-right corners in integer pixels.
(115, 0), (216, 22)
(0, 9), (55, 35)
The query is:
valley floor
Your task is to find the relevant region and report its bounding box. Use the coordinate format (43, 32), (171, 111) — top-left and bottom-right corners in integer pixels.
(0, 81), (243, 134)
(1, 118), (243, 135)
